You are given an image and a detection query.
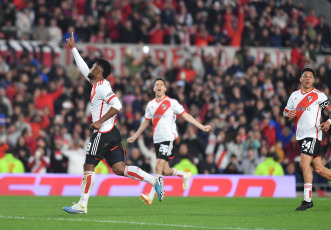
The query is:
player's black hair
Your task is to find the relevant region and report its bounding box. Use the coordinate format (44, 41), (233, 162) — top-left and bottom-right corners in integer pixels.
(153, 77), (166, 86)
(301, 67), (315, 78)
(96, 58), (112, 78)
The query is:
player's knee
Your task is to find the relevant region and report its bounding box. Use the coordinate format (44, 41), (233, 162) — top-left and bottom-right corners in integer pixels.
(314, 166), (323, 175)
(112, 166), (124, 176)
(84, 163), (95, 172)
(299, 161), (309, 171)
(156, 164), (163, 173)
(163, 169), (172, 175)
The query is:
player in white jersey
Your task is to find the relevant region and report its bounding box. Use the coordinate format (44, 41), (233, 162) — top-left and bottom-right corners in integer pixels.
(128, 77), (211, 205)
(63, 32), (164, 214)
(284, 67), (331, 211)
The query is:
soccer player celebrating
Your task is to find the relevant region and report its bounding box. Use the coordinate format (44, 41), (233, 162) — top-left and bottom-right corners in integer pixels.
(63, 33), (164, 214)
(128, 77), (211, 205)
(284, 67), (331, 211)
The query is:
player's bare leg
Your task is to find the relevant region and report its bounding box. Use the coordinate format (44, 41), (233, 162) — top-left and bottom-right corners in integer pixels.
(163, 162), (192, 190)
(141, 160), (192, 205)
(63, 163), (96, 214)
(111, 161), (164, 201)
(296, 154), (314, 211)
(140, 159), (166, 205)
(312, 157), (331, 180)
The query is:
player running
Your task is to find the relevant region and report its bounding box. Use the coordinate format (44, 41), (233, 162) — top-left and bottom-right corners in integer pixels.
(128, 77), (211, 205)
(63, 33), (164, 214)
(284, 67), (331, 211)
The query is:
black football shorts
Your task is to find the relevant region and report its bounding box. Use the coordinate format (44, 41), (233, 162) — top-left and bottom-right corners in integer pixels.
(85, 126), (125, 166)
(299, 138), (322, 158)
(154, 141), (174, 161)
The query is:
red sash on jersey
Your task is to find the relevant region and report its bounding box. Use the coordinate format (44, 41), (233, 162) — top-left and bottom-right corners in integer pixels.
(152, 100), (171, 133)
(295, 92), (318, 131)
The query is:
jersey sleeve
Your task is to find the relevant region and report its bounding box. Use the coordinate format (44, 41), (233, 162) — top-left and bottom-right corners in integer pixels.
(319, 92), (331, 110)
(100, 83), (122, 111)
(100, 83), (116, 103)
(284, 93), (295, 111)
(71, 48), (91, 83)
(144, 103), (153, 120)
(172, 99), (185, 115)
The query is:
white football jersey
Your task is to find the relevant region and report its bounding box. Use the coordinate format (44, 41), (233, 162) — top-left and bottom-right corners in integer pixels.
(145, 96), (185, 143)
(71, 47), (122, 133)
(285, 88), (331, 141)
(90, 80), (118, 133)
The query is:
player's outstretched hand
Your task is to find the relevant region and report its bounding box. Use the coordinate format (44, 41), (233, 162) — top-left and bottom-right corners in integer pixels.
(202, 125), (211, 132)
(66, 32), (76, 49)
(320, 121), (331, 132)
(127, 136), (136, 143)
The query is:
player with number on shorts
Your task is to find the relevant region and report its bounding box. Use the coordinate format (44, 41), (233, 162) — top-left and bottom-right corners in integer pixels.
(284, 67), (331, 211)
(128, 77), (211, 205)
(62, 33), (164, 214)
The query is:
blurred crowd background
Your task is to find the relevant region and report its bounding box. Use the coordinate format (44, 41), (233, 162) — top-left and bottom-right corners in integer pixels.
(1, 0), (331, 193)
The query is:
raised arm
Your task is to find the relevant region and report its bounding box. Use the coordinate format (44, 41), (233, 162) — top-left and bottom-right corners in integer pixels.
(66, 32), (91, 80)
(181, 112), (211, 132)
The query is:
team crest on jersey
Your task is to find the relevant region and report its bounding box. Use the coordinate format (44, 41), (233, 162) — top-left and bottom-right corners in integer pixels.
(162, 104), (166, 110)
(308, 96), (313, 102)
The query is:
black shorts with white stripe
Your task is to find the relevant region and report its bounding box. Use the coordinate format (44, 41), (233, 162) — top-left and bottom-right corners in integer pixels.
(299, 138), (322, 158)
(85, 126), (124, 166)
(154, 141), (174, 161)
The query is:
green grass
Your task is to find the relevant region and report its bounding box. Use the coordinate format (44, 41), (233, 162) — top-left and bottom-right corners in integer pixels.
(0, 196), (330, 230)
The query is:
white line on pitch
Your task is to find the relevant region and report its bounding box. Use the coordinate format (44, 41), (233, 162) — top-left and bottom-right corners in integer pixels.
(0, 215), (278, 230)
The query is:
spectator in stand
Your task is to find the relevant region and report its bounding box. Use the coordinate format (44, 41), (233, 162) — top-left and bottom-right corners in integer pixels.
(0, 152), (25, 173)
(32, 17), (50, 42)
(125, 147), (151, 173)
(260, 112), (276, 147)
(48, 18), (63, 45)
(173, 150), (199, 175)
(224, 6), (244, 47)
(13, 136), (30, 172)
(15, 8), (34, 40)
(255, 152), (284, 176)
(304, 8), (319, 28)
(223, 154), (241, 174)
(199, 153), (218, 174)
(28, 146), (51, 173)
(176, 59), (197, 84)
(62, 138), (87, 174)
(315, 15), (331, 47)
(240, 147), (258, 175)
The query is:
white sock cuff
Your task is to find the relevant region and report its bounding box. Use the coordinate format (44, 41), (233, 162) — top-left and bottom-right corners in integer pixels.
(172, 169), (177, 176)
(124, 166), (128, 177)
(304, 183), (312, 189)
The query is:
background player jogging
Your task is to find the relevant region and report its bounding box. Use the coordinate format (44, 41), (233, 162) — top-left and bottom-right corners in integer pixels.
(284, 67), (331, 211)
(128, 77), (211, 205)
(62, 33), (164, 214)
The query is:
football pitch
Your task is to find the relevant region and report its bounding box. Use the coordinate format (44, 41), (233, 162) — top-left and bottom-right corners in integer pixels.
(0, 196), (330, 230)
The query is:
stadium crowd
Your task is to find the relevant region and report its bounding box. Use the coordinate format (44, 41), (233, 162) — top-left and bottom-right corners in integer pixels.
(1, 0), (331, 191)
(1, 0), (331, 49)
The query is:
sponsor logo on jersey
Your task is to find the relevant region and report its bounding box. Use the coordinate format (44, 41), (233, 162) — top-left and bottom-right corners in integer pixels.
(106, 92), (114, 97)
(296, 106), (311, 111)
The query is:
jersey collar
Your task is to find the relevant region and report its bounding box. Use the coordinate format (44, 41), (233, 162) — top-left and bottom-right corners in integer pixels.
(300, 87), (315, 95)
(155, 96), (168, 103)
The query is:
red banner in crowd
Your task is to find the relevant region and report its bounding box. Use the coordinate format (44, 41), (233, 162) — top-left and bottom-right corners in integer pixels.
(62, 43), (291, 75)
(0, 40), (61, 67)
(0, 174), (295, 197)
